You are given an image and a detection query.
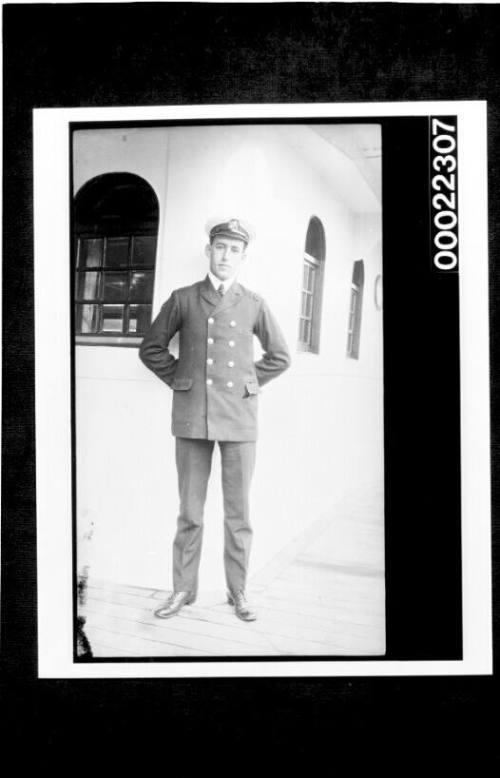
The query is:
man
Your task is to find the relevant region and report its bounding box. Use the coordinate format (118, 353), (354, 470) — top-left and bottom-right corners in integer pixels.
(139, 218), (291, 621)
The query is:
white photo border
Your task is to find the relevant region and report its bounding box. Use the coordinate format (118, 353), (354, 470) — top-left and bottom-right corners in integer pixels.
(34, 100), (491, 678)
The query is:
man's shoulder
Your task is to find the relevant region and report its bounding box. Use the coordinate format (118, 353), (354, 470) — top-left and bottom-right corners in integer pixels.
(164, 279), (265, 306)
(237, 282), (264, 305)
(168, 279), (206, 299)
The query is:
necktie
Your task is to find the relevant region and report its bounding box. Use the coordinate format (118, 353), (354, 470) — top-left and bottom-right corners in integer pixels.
(217, 283), (225, 298)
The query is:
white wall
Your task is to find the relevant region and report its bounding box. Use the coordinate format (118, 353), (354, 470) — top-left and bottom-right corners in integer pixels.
(74, 125), (384, 590)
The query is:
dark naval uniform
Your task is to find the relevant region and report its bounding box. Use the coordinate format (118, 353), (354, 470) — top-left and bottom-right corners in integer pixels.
(139, 274), (291, 596)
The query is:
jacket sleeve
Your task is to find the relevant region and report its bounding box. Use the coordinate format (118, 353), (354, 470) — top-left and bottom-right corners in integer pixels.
(253, 298), (291, 387)
(138, 291), (181, 387)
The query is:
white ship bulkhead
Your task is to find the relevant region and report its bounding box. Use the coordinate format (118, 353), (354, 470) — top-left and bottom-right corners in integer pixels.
(74, 124), (383, 589)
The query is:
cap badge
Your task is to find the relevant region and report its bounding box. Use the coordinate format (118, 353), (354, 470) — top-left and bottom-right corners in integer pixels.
(229, 219), (240, 231)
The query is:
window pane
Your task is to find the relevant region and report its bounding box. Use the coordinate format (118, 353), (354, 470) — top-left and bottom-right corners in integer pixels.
(304, 292), (313, 318)
(301, 291), (308, 317)
(303, 319), (311, 345)
(102, 305), (124, 333)
(308, 266), (316, 293)
(133, 235), (156, 266)
(129, 271), (154, 302)
(353, 260), (364, 288)
(306, 219), (325, 260)
(105, 237), (130, 267)
(347, 331), (353, 354)
(129, 304), (152, 334)
(302, 263), (309, 290)
(79, 238), (103, 268)
(76, 271), (100, 301)
(77, 304), (101, 334)
(299, 318), (306, 343)
(102, 272), (128, 302)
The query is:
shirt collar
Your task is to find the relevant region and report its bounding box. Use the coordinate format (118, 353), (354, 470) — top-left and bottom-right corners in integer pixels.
(207, 271), (236, 293)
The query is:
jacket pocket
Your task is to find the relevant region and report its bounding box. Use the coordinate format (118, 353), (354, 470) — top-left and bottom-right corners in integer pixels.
(172, 378), (193, 390)
(244, 380), (260, 396)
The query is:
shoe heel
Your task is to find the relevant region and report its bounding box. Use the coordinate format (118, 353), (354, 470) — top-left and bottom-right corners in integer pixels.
(187, 594), (196, 605)
(227, 593), (234, 605)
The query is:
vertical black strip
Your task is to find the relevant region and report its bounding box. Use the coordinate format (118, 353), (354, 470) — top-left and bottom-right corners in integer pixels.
(382, 117), (462, 659)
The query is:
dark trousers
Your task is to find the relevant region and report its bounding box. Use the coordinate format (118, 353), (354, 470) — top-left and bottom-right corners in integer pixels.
(173, 437), (256, 594)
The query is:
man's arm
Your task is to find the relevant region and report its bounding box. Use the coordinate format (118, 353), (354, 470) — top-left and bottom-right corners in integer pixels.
(253, 298), (291, 387)
(138, 291), (181, 387)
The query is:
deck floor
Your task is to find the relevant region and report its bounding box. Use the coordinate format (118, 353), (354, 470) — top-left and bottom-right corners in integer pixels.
(83, 500), (386, 658)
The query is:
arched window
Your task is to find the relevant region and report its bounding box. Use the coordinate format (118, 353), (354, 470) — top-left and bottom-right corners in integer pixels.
(298, 217), (325, 353)
(74, 173), (159, 343)
(347, 260), (365, 359)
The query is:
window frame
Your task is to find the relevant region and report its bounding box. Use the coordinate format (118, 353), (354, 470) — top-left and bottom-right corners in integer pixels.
(346, 260), (365, 360)
(75, 232), (156, 343)
(74, 173), (159, 347)
(298, 251), (320, 351)
(297, 218), (326, 354)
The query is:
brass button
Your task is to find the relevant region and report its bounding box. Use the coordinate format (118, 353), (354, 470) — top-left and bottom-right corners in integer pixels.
(228, 340), (235, 347)
(207, 337), (214, 344)
(227, 361), (234, 367)
(206, 378), (213, 386)
(226, 381), (234, 388)
(208, 317), (214, 325)
(207, 358), (214, 365)
(230, 320), (236, 327)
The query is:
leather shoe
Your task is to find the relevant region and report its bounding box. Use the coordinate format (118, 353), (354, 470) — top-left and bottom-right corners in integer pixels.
(154, 591), (196, 619)
(227, 590), (257, 621)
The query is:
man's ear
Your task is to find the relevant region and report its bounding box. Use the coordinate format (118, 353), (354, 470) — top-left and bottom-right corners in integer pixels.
(204, 243), (211, 259)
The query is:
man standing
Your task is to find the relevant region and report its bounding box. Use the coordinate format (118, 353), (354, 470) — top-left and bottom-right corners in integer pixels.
(139, 218), (291, 621)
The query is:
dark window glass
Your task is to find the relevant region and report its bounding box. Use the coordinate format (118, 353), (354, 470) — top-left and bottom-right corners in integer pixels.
(77, 304), (101, 334)
(129, 304), (152, 334)
(74, 173), (159, 340)
(105, 237), (130, 268)
(133, 235), (157, 266)
(79, 238), (103, 269)
(102, 304), (125, 333)
(76, 271), (100, 301)
(102, 272), (129, 302)
(129, 271), (154, 302)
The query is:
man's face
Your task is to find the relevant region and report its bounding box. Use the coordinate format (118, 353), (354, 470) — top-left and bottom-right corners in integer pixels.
(205, 236), (247, 281)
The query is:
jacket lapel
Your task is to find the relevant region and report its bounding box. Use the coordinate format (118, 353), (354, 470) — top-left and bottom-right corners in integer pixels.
(213, 281), (243, 314)
(198, 276), (220, 316)
(198, 276), (243, 316)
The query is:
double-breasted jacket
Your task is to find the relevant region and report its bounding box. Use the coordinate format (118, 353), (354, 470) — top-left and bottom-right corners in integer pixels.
(139, 276), (291, 441)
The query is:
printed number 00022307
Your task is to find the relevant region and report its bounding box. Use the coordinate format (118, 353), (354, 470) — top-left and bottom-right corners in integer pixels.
(430, 117), (458, 271)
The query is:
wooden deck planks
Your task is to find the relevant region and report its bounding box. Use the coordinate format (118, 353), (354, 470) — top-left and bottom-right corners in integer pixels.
(83, 582), (385, 657)
(82, 501), (386, 659)
(86, 610), (269, 657)
(86, 595), (274, 651)
(86, 605), (272, 656)
(86, 623), (213, 658)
